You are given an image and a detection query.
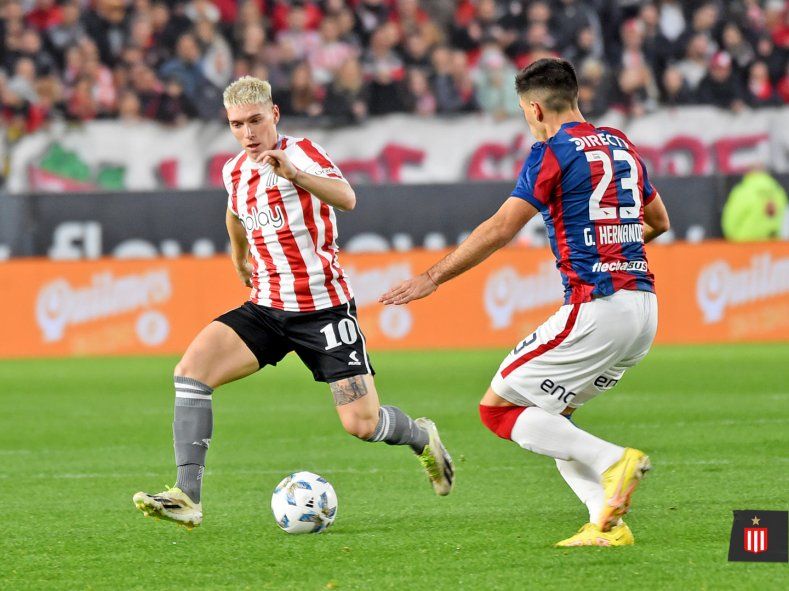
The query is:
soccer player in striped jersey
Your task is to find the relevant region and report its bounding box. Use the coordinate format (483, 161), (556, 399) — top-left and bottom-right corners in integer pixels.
(133, 76), (453, 528)
(381, 59), (671, 547)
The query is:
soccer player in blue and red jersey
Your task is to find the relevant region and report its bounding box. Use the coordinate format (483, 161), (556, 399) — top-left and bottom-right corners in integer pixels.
(381, 58), (671, 547)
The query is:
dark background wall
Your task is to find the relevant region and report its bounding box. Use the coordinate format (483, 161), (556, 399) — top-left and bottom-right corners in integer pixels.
(0, 174), (785, 259)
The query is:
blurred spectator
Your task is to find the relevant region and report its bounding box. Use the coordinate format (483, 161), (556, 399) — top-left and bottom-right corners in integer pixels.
(431, 45), (461, 113)
(323, 57), (368, 125)
(448, 49), (479, 113)
(269, 0), (322, 36)
(150, 0), (191, 57)
(658, 0), (686, 43)
(696, 52), (745, 111)
(391, 0), (431, 39)
(7, 57), (39, 104)
(754, 35), (785, 84)
(721, 23), (755, 72)
(66, 76), (99, 121)
(277, 3), (321, 61)
(82, 0), (129, 67)
(363, 23), (408, 115)
(405, 67), (436, 117)
(676, 2), (721, 59)
(615, 19), (659, 116)
(195, 18), (232, 89)
(3, 76), (49, 136)
(34, 73), (64, 122)
(236, 22), (267, 64)
(155, 77), (198, 124)
(307, 15), (356, 85)
(402, 31), (433, 69)
(514, 2), (560, 69)
(184, 0), (220, 25)
(130, 63), (163, 117)
(661, 65), (695, 106)
(577, 59), (612, 118)
(745, 60), (782, 107)
(25, 0), (63, 32)
(764, 0), (789, 47)
(275, 61), (324, 118)
(20, 27), (57, 75)
(615, 64), (659, 116)
(452, 0), (517, 55)
(354, 0), (391, 45)
(473, 44), (519, 119)
(676, 33), (711, 91)
(564, 26), (602, 67)
(82, 53), (117, 115)
(552, 0), (601, 55)
(639, 3), (671, 80)
(117, 89), (143, 122)
(158, 33), (207, 106)
(0, 0), (784, 133)
(335, 7), (361, 48)
(722, 170), (787, 241)
(779, 63), (789, 103)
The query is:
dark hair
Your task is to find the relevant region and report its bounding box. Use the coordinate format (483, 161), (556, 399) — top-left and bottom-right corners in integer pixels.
(514, 58), (578, 112)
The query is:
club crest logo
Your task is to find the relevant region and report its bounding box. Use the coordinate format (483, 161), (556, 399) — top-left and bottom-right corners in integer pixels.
(728, 510), (787, 562)
(744, 517), (768, 554)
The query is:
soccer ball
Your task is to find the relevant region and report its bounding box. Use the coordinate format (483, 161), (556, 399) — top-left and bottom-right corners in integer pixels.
(271, 471), (338, 534)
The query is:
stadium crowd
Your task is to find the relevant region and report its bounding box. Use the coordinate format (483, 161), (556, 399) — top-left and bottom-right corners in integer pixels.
(1, 0), (787, 137)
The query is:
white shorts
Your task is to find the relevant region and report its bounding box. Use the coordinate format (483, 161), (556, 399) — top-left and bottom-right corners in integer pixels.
(490, 290), (658, 414)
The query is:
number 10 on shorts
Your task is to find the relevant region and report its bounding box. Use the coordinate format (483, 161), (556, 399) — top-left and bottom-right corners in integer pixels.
(320, 319), (359, 350)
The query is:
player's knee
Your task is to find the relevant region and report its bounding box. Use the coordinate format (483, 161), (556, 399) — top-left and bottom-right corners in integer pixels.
(479, 404), (525, 440)
(174, 355), (208, 385)
(341, 414), (378, 440)
(174, 358), (187, 378)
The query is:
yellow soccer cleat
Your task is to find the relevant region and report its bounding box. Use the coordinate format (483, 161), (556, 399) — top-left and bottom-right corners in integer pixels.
(598, 447), (651, 531)
(555, 522), (635, 547)
(133, 486), (203, 528)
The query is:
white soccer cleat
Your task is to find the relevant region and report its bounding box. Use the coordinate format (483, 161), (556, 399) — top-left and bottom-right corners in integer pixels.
(133, 486), (203, 528)
(415, 417), (455, 496)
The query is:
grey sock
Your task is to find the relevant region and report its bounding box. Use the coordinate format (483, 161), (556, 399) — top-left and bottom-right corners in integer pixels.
(365, 405), (429, 454)
(173, 376), (213, 503)
(176, 464), (204, 503)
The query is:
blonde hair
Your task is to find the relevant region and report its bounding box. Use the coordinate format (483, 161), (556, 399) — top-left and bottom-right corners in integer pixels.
(223, 76), (273, 108)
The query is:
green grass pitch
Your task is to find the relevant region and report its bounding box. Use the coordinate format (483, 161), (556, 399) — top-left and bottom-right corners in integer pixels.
(1, 345), (787, 590)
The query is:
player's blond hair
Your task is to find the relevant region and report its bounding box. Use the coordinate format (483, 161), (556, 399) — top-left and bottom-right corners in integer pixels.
(223, 76), (273, 108)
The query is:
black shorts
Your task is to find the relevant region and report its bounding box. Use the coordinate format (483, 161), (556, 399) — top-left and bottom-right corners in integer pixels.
(215, 299), (374, 383)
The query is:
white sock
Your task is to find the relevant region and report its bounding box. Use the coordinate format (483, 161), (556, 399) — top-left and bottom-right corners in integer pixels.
(509, 406), (624, 475)
(556, 459), (605, 524)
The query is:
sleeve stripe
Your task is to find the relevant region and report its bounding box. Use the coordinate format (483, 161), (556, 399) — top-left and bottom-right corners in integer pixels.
(297, 138), (333, 168)
(533, 146), (561, 205)
(296, 138), (343, 179)
(229, 153), (247, 214)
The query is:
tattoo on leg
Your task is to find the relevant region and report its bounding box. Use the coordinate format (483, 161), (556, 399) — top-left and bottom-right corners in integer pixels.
(330, 375), (369, 406)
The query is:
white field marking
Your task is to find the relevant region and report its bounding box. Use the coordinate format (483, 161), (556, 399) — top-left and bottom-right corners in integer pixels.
(624, 417), (787, 429)
(1, 467), (390, 480)
(5, 457), (787, 480)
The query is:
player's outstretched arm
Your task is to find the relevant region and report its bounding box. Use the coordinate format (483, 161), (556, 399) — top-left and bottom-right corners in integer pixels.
(226, 208), (253, 287)
(257, 149), (356, 211)
(643, 193), (670, 243)
(380, 198), (538, 305)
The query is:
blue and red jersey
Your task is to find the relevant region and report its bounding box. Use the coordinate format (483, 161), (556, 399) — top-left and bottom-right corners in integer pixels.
(512, 121), (657, 304)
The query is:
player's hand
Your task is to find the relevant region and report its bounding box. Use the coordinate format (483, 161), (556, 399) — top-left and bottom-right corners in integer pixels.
(235, 260), (254, 287)
(257, 149), (298, 181)
(379, 273), (437, 305)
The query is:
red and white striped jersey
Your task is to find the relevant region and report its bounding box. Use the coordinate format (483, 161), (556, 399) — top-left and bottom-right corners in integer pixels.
(222, 134), (353, 312)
